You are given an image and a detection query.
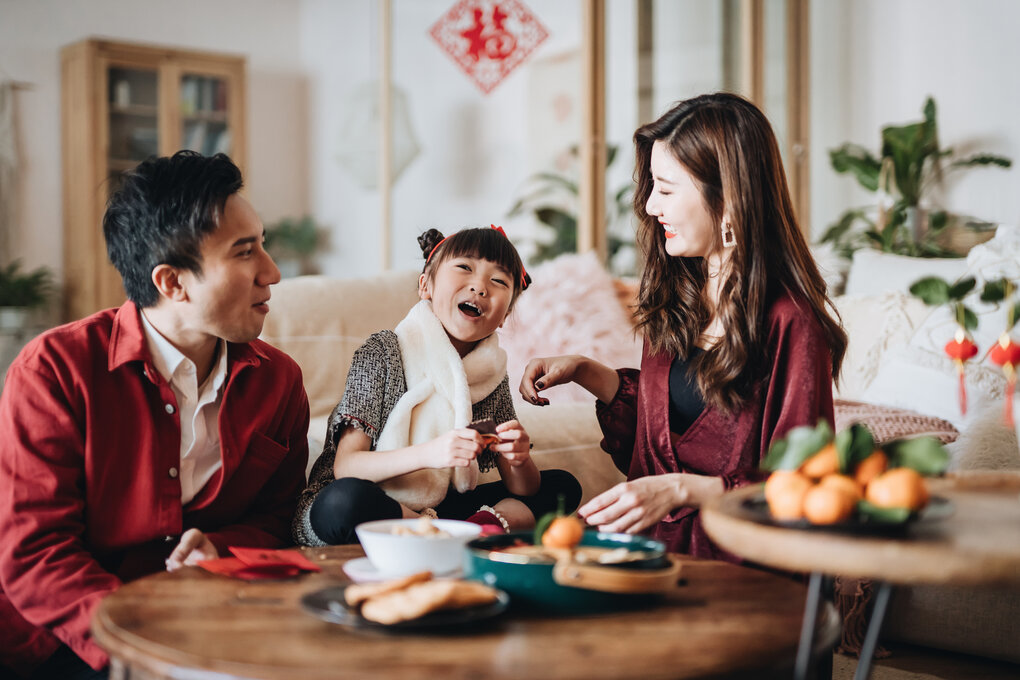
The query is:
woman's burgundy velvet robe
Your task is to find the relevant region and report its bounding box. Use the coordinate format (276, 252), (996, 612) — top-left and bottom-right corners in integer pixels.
(596, 293), (835, 560)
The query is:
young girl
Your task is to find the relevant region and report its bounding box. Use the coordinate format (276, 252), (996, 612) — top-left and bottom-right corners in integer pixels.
(294, 226), (581, 546)
(520, 93), (848, 560)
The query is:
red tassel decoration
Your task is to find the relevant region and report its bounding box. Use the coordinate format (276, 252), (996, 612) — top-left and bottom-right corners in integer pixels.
(989, 334), (1020, 427)
(944, 329), (978, 416)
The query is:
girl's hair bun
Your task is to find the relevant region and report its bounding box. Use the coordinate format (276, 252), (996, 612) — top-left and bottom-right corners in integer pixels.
(418, 228), (446, 260)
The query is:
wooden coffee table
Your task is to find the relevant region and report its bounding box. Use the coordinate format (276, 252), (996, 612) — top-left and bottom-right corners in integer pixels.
(92, 546), (838, 680)
(701, 472), (1020, 680)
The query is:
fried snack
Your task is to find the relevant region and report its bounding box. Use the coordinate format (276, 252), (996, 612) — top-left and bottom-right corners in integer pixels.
(344, 570), (433, 607)
(391, 516), (451, 538)
(358, 578), (499, 625)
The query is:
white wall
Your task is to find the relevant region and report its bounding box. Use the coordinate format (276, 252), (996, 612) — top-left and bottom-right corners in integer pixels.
(299, 0), (592, 277)
(0, 0), (308, 285)
(3, 0), (1019, 293)
(810, 0), (1020, 238)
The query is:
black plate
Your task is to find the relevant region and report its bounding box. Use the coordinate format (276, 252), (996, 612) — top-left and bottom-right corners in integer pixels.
(741, 493), (953, 535)
(300, 584), (509, 632)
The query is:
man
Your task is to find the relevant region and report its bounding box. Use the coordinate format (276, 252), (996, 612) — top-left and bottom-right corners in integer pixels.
(0, 151), (309, 679)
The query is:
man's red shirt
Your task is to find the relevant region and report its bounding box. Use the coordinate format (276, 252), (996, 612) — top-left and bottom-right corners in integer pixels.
(0, 302), (309, 673)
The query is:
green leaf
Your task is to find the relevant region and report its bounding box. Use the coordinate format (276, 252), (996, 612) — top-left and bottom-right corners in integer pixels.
(947, 277), (976, 300)
(842, 424), (876, 471)
(882, 437), (950, 475)
(763, 420), (833, 471)
(980, 278), (1010, 303)
(962, 306), (978, 331)
(948, 153), (1012, 170)
(909, 277), (951, 305)
(830, 144), (881, 191)
(857, 500), (911, 524)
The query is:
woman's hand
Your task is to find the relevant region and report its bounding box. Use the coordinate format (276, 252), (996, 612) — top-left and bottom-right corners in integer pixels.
(519, 355), (619, 405)
(577, 474), (725, 534)
(421, 429), (483, 469)
(165, 528), (218, 571)
(491, 419), (531, 467)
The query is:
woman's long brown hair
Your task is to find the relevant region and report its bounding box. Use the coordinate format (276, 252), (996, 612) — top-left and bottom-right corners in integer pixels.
(633, 92), (846, 411)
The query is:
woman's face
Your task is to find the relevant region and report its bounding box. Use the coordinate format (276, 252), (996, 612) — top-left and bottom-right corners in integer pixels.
(419, 255), (514, 356)
(645, 140), (718, 259)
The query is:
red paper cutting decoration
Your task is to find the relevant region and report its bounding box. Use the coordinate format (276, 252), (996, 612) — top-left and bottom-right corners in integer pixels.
(429, 0), (549, 94)
(944, 327), (978, 416)
(988, 333), (1020, 427)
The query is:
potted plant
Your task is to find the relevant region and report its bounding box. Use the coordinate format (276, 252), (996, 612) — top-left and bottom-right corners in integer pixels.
(821, 97), (1011, 258)
(264, 216), (322, 278)
(506, 144), (635, 273)
(0, 260), (54, 331)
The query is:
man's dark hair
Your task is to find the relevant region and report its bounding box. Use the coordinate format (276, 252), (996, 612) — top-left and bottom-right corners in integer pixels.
(103, 150), (244, 307)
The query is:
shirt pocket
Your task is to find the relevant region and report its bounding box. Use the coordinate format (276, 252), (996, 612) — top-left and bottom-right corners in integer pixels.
(238, 431), (291, 491)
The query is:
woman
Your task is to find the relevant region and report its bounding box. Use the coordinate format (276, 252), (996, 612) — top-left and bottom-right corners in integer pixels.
(519, 93), (847, 559)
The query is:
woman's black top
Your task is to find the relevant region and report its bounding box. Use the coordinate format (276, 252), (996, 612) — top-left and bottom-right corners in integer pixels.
(669, 348), (706, 435)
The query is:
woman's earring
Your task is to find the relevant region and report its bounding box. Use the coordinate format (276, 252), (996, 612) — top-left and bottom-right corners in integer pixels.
(722, 221), (736, 248)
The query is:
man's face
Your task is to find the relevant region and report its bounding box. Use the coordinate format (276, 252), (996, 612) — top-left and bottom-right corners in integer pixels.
(177, 194), (281, 343)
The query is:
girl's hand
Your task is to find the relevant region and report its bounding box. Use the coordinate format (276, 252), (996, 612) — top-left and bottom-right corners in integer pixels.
(519, 355), (586, 405)
(422, 429), (483, 469)
(577, 474), (725, 534)
(491, 419), (531, 467)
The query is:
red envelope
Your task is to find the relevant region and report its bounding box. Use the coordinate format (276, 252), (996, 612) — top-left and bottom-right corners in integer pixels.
(229, 547), (321, 572)
(197, 548), (321, 580)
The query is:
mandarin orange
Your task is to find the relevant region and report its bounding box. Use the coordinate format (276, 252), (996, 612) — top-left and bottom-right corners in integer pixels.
(764, 470), (813, 521)
(803, 484), (857, 524)
(854, 450), (889, 487)
(799, 443), (840, 479)
(541, 515), (585, 549)
(865, 468), (929, 511)
(819, 473), (863, 501)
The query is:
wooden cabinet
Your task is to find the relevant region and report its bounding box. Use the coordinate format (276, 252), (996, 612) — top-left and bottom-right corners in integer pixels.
(61, 39), (247, 321)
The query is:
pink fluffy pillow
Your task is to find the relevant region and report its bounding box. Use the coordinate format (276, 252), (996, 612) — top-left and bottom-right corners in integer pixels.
(498, 252), (643, 403)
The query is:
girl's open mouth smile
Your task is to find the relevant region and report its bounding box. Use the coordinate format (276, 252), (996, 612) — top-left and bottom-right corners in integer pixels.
(458, 301), (483, 318)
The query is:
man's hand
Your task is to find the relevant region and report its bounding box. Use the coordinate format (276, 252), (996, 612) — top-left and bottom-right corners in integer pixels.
(166, 528), (219, 571)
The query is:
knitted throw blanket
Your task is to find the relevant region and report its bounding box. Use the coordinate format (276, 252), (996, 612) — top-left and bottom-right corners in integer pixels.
(376, 300), (507, 511)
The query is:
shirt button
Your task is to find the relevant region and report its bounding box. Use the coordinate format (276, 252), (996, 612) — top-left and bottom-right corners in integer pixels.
(164, 535), (176, 543)
(168, 467), (179, 479)
(165, 403), (175, 415)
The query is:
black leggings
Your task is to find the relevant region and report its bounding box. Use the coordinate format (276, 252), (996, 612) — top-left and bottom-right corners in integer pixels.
(308, 469), (582, 545)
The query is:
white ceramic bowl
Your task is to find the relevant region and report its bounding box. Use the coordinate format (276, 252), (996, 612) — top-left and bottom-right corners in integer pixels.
(355, 519), (482, 577)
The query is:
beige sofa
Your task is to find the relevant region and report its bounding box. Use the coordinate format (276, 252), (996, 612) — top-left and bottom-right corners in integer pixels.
(260, 270), (1018, 667)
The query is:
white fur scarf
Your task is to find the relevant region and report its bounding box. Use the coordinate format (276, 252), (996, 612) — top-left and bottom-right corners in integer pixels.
(376, 300), (507, 511)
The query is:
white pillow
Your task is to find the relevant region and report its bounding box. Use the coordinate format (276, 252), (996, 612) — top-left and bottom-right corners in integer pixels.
(843, 249), (970, 296)
(832, 292), (932, 401)
(860, 345), (1005, 431)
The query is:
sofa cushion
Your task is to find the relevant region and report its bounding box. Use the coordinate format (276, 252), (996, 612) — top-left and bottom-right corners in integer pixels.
(498, 252), (643, 403)
(834, 399), (959, 444)
(832, 292), (931, 401)
(260, 271), (420, 422)
(843, 249), (970, 296)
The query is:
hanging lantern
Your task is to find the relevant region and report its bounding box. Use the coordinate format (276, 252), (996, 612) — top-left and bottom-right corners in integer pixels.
(944, 327), (978, 416)
(988, 333), (1020, 427)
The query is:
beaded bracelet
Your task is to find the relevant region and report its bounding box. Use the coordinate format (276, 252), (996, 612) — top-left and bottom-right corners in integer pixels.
(478, 504), (511, 533)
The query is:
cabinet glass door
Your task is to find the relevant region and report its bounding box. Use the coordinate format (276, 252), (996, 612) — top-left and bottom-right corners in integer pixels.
(107, 67), (158, 189)
(179, 74), (232, 157)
